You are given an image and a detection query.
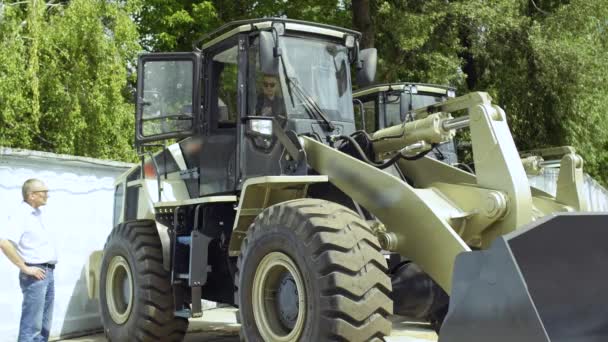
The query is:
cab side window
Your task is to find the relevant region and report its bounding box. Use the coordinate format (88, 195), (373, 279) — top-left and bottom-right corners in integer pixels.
(141, 60), (194, 136)
(384, 93), (402, 127)
(354, 98), (377, 133)
(210, 45), (238, 129)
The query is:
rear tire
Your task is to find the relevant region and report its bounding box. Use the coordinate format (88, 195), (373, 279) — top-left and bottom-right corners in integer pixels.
(100, 220), (188, 341)
(236, 199), (393, 341)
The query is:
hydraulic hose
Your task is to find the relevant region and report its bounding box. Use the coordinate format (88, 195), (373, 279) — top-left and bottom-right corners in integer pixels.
(337, 134), (433, 169)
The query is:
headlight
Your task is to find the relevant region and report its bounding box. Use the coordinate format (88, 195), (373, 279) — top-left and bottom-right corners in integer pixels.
(248, 119), (273, 136)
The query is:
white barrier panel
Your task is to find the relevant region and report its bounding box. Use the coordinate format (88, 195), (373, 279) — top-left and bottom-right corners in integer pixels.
(528, 168), (608, 211)
(0, 148), (133, 340)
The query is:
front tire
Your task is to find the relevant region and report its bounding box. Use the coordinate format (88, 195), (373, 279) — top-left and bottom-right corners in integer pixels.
(100, 220), (188, 341)
(236, 199), (393, 341)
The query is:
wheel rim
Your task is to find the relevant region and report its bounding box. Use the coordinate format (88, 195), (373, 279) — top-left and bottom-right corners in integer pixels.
(252, 252), (306, 341)
(106, 255), (134, 324)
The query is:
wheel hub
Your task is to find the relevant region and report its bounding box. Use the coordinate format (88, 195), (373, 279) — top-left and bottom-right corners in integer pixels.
(277, 273), (299, 329)
(252, 252), (306, 342)
(105, 255), (134, 324)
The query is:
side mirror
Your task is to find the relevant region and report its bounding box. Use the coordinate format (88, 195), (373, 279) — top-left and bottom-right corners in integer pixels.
(259, 31), (279, 76)
(356, 48), (377, 87)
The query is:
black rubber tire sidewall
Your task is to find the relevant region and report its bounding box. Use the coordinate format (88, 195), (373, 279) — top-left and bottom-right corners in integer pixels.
(237, 199), (393, 342)
(99, 221), (188, 342)
(100, 234), (139, 341)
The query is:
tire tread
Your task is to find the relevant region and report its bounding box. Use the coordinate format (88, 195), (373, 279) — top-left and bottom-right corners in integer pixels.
(100, 220), (188, 341)
(237, 199), (392, 342)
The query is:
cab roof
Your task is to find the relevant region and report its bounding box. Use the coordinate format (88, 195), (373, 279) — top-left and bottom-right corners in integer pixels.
(353, 82), (456, 98)
(194, 18), (361, 51)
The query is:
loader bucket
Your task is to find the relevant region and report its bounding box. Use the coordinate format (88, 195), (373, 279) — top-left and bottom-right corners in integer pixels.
(439, 213), (608, 342)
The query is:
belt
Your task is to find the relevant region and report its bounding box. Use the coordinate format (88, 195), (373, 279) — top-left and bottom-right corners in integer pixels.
(26, 263), (55, 269)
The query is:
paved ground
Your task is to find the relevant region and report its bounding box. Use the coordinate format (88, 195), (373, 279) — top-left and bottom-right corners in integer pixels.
(58, 308), (437, 342)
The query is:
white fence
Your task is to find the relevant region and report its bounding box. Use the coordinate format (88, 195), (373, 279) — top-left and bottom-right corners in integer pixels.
(528, 168), (608, 211)
(0, 147), (133, 340)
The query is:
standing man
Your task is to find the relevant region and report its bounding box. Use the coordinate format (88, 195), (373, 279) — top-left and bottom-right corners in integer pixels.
(0, 179), (57, 342)
(255, 74), (284, 117)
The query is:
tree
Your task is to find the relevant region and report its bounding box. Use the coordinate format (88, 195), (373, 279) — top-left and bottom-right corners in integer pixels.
(133, 0), (352, 52)
(352, 0), (374, 49)
(371, 0), (464, 85)
(0, 3), (33, 148)
(0, 0), (141, 161)
(525, 0), (608, 182)
(131, 0), (220, 52)
(37, 0), (140, 160)
(462, 0), (608, 184)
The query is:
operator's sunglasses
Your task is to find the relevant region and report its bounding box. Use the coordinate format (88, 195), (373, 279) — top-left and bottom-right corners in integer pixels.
(263, 81), (277, 88)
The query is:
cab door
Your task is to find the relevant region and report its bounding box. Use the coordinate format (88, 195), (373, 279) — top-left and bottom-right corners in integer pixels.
(135, 53), (201, 145)
(198, 36), (243, 195)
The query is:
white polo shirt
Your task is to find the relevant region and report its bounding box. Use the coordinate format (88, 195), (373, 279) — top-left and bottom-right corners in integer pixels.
(1, 202), (58, 264)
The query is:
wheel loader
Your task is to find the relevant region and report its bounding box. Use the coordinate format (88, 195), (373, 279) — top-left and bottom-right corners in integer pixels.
(85, 18), (608, 342)
(351, 80), (608, 336)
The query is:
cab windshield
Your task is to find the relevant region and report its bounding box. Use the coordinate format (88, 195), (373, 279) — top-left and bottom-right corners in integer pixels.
(385, 92), (447, 126)
(278, 36), (354, 122)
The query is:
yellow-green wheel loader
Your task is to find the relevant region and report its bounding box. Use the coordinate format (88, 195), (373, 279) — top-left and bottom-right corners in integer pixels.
(84, 18), (608, 342)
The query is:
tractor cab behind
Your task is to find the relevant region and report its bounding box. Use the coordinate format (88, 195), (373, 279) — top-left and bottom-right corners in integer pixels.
(353, 83), (458, 164)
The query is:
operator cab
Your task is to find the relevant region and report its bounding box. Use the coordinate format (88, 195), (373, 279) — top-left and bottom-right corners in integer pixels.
(134, 18), (376, 198)
(353, 83), (458, 164)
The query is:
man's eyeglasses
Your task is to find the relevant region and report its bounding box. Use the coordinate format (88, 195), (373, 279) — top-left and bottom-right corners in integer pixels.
(263, 82), (277, 88)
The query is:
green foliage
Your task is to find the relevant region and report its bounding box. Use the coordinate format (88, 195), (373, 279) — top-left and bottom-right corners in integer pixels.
(374, 0), (464, 85)
(133, 0), (352, 52)
(0, 0), (140, 161)
(0, 4), (32, 148)
(131, 0), (220, 51)
(462, 0), (608, 184)
(526, 0), (608, 183)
